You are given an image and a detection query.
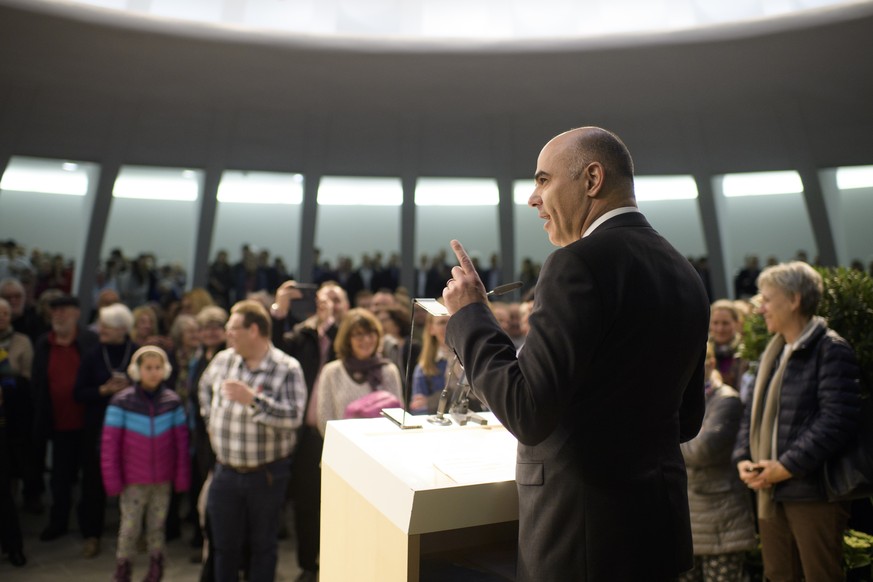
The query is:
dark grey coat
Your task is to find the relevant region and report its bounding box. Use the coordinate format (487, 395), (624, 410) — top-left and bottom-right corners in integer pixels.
(682, 384), (757, 555)
(447, 212), (710, 582)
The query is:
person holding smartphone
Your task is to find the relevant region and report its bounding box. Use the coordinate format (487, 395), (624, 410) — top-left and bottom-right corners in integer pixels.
(272, 281), (349, 582)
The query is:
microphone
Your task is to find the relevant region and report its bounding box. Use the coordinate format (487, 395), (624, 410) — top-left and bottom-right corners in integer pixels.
(486, 281), (522, 298)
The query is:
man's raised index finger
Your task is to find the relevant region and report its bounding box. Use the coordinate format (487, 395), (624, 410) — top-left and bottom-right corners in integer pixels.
(450, 239), (475, 273)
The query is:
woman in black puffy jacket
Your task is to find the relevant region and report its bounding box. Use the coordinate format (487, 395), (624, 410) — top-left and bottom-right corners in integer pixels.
(733, 261), (861, 582)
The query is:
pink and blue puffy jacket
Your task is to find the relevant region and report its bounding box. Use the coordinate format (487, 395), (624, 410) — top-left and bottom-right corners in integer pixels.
(101, 383), (190, 497)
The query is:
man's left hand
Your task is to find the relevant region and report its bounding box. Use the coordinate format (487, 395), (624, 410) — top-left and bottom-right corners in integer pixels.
(443, 239), (488, 315)
(222, 379), (255, 406)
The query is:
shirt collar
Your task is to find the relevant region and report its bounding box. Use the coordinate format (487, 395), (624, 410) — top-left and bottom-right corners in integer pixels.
(582, 206), (641, 238)
(235, 344), (273, 372)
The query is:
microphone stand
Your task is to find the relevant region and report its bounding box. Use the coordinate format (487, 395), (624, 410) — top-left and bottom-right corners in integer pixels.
(448, 367), (487, 426)
(427, 354), (456, 426)
(425, 280), (523, 427)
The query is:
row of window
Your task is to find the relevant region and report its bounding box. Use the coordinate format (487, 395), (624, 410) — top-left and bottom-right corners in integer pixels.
(3, 156), (872, 288)
(3, 156), (872, 203)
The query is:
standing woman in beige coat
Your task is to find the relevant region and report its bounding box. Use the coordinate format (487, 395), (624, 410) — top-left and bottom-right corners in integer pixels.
(680, 343), (756, 582)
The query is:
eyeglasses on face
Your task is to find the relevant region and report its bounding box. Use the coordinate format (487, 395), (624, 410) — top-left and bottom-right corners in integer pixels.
(350, 330), (377, 340)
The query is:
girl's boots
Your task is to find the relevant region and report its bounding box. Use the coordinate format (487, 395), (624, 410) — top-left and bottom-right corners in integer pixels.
(112, 558), (131, 582)
(142, 552), (164, 582)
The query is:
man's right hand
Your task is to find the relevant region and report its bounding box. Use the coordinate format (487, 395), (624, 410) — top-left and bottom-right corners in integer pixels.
(443, 239), (488, 315)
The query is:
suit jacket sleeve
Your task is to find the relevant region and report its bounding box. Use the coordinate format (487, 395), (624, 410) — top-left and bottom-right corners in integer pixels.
(679, 347), (706, 443)
(447, 247), (602, 446)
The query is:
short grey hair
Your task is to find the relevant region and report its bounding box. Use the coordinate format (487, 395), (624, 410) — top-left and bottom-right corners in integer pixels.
(196, 305), (228, 327)
(99, 303), (134, 332)
(0, 277), (24, 295)
(170, 313), (199, 346)
(757, 261), (823, 317)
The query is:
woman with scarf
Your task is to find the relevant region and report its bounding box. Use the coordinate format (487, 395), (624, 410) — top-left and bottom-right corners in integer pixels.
(0, 297), (31, 566)
(0, 296), (34, 503)
(315, 308), (402, 437)
(708, 299), (748, 392)
(733, 261), (861, 582)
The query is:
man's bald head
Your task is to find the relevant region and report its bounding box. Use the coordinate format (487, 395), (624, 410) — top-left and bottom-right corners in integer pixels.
(563, 127), (635, 192)
(531, 126), (638, 246)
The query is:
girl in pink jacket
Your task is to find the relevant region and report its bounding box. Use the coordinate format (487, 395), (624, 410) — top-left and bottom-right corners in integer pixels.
(101, 346), (189, 582)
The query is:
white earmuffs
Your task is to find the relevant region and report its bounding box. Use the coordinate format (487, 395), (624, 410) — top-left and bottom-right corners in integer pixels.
(127, 345), (173, 381)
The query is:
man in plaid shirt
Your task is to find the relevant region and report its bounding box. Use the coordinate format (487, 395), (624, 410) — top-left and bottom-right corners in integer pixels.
(199, 299), (306, 582)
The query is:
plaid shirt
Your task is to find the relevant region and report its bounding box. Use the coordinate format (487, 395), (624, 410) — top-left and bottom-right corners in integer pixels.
(199, 345), (306, 468)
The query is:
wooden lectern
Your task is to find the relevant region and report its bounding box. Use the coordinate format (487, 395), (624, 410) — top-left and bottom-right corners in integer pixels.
(320, 413), (518, 582)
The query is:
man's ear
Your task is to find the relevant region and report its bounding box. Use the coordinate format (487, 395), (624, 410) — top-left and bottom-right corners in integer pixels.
(583, 162), (605, 198)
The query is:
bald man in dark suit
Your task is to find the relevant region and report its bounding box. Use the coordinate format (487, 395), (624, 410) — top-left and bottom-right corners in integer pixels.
(443, 127), (709, 581)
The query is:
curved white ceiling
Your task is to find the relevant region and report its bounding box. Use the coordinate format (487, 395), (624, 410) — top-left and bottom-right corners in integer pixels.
(12, 0), (867, 45)
(1, 0), (871, 179)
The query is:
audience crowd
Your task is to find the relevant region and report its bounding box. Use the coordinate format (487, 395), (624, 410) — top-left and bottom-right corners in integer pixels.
(1, 237), (871, 581)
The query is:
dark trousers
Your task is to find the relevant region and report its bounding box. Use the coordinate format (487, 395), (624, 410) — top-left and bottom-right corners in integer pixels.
(207, 457), (291, 582)
(190, 415), (215, 537)
(48, 428), (106, 537)
(46, 429), (86, 531)
(24, 435), (47, 502)
(0, 424), (24, 554)
(291, 426), (323, 573)
(7, 432), (44, 503)
(79, 427), (106, 538)
(759, 500), (850, 582)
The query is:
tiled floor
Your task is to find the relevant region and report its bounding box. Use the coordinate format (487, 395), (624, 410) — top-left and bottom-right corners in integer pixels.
(0, 497), (304, 581)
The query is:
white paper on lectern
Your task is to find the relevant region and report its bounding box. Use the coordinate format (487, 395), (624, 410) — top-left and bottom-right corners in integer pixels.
(432, 431), (517, 485)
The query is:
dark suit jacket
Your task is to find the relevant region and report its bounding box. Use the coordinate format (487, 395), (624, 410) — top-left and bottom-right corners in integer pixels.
(447, 212), (709, 582)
